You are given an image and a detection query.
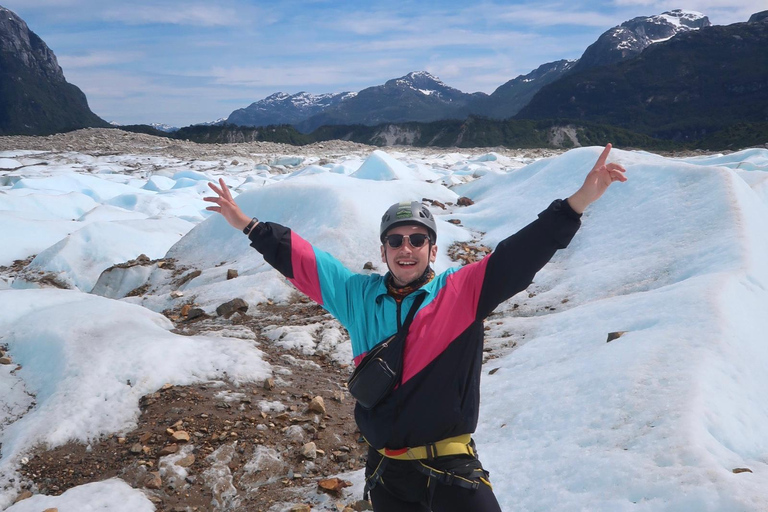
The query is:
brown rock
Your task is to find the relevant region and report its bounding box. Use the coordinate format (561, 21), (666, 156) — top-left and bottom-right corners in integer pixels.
(159, 444), (179, 456)
(43, 509), (59, 512)
(363, 261), (374, 270)
(216, 298), (249, 318)
(606, 331), (628, 343)
(264, 377), (275, 390)
(13, 490), (32, 503)
(0, 356), (12, 365)
(171, 430), (190, 442)
(180, 304), (191, 317)
(351, 500), (374, 511)
(139, 431), (153, 444)
(457, 196), (474, 206)
(431, 200), (446, 209)
(318, 477), (352, 495)
(289, 505), (311, 512)
(226, 269), (238, 280)
(301, 442), (317, 459)
(733, 467), (753, 474)
(144, 471), (162, 489)
(129, 443), (143, 454)
(176, 454), (196, 467)
(309, 396), (326, 415)
(447, 219), (461, 225)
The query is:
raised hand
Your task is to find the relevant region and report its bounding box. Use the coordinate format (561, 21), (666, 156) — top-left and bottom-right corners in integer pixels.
(567, 143), (627, 214)
(204, 178), (252, 230)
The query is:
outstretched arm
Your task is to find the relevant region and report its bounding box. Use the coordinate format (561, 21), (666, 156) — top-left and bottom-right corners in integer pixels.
(204, 178), (253, 230)
(567, 143), (627, 214)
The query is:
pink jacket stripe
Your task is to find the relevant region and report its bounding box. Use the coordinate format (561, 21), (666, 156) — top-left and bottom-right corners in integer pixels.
(287, 232), (324, 305)
(401, 254), (493, 384)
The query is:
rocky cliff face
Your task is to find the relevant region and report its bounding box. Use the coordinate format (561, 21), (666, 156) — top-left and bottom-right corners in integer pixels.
(0, 5), (108, 135)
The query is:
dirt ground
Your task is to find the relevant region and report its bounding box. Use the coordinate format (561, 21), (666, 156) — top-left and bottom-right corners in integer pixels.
(16, 300), (371, 512)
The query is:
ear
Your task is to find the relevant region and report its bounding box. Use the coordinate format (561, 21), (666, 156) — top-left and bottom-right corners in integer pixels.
(429, 244), (438, 263)
(380, 245), (386, 264)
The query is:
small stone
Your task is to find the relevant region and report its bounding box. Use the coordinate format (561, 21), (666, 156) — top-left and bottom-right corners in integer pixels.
(317, 477), (352, 495)
(351, 499), (374, 511)
(733, 467), (753, 474)
(333, 451), (349, 462)
(117, 437), (126, 444)
(170, 290), (184, 298)
(186, 308), (206, 320)
(139, 431), (153, 444)
(457, 196), (474, 206)
(172, 431), (191, 442)
(177, 454), (196, 467)
(289, 505), (311, 512)
(0, 356), (12, 365)
(226, 269), (238, 280)
(263, 378), (275, 390)
(606, 331), (628, 343)
(216, 298), (249, 318)
(309, 396), (326, 415)
(129, 443), (143, 454)
(43, 508), (58, 512)
(301, 442), (317, 459)
(180, 304), (191, 317)
(447, 219), (461, 225)
(13, 490), (33, 503)
(144, 471), (162, 489)
(159, 444), (179, 456)
(363, 261), (374, 270)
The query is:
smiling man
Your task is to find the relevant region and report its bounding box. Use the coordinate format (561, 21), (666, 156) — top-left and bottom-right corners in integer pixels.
(205, 144), (627, 511)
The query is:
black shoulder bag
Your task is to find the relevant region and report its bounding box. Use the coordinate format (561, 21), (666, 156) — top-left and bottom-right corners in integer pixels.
(348, 293), (426, 410)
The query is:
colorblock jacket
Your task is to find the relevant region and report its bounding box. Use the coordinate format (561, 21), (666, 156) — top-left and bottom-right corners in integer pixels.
(248, 199), (581, 450)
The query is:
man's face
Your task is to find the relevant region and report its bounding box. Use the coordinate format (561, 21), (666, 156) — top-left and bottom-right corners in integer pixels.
(380, 224), (437, 287)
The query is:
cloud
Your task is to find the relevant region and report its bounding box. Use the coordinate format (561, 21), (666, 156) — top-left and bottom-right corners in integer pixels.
(609, 0), (765, 24)
(58, 51), (144, 69)
(489, 3), (621, 27)
(102, 3), (244, 27)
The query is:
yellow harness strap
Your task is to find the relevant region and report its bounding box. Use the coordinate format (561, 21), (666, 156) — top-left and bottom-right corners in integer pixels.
(377, 434), (474, 460)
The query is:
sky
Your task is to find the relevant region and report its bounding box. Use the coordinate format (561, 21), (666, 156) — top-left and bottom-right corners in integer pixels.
(1, 144), (768, 510)
(2, 0), (765, 128)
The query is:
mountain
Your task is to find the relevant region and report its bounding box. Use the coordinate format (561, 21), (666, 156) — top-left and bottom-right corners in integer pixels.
(469, 60), (577, 119)
(296, 71), (485, 132)
(569, 9), (710, 74)
(149, 123), (179, 133)
(226, 92), (355, 127)
(0, 5), (108, 135)
(517, 15), (768, 140)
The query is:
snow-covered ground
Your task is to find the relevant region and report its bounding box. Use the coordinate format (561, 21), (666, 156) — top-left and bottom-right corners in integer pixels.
(1, 143), (767, 511)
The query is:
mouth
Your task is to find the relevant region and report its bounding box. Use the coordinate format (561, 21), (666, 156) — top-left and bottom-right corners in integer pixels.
(396, 261), (417, 267)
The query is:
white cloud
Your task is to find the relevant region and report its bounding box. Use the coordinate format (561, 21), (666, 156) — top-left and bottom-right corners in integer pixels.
(102, 3), (244, 27)
(58, 51), (144, 69)
(610, 0), (765, 24)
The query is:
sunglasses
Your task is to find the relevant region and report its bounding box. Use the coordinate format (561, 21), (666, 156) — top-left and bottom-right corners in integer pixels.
(385, 233), (430, 249)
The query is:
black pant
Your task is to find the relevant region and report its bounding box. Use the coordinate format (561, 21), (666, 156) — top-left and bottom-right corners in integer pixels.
(366, 448), (503, 512)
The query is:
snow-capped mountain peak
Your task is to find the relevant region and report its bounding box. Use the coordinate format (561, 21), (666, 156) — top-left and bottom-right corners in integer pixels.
(572, 9), (711, 72)
(386, 71), (459, 98)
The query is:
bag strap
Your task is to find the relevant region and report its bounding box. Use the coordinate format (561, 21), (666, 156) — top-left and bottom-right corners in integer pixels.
(401, 292), (426, 332)
(393, 292), (426, 381)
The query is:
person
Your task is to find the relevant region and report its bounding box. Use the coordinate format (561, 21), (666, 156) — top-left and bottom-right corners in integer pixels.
(205, 144), (627, 511)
